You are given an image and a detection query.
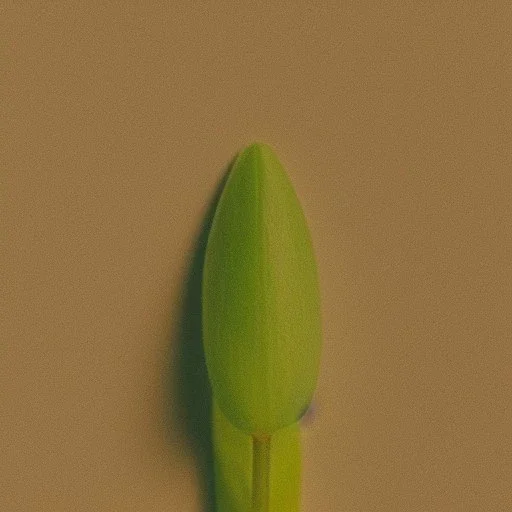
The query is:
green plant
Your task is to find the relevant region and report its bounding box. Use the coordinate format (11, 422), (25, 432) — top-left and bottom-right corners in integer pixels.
(203, 143), (322, 511)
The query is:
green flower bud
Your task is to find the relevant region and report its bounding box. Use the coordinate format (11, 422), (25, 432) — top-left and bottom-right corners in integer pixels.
(203, 142), (322, 435)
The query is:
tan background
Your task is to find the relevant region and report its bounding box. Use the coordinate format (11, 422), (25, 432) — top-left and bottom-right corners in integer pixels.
(2, 3), (511, 511)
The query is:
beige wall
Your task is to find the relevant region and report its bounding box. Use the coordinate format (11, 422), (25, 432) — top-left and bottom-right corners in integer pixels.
(3, 3), (511, 511)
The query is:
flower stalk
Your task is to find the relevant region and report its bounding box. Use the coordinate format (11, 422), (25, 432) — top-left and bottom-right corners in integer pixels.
(252, 434), (271, 512)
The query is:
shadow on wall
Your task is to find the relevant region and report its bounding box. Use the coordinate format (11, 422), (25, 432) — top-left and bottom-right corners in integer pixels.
(164, 160), (232, 512)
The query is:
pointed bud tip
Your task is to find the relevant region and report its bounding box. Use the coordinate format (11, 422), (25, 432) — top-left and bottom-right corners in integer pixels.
(240, 141), (278, 161)
(234, 142), (282, 181)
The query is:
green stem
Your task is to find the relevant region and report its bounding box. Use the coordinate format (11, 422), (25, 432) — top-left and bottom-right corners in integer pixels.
(252, 433), (271, 512)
